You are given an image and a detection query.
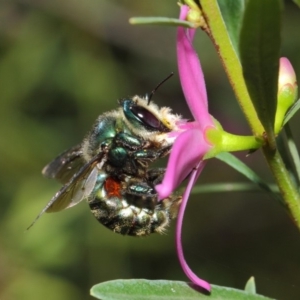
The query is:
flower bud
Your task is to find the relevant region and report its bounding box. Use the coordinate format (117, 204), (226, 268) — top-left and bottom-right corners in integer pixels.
(275, 57), (298, 133)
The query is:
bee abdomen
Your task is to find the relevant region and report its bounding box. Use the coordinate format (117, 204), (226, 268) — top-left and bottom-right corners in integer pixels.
(88, 194), (181, 236)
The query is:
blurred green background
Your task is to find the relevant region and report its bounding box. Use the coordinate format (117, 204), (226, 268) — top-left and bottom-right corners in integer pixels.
(1, 1), (300, 299)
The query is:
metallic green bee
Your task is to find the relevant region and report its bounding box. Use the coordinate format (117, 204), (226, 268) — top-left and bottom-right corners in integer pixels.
(29, 83), (182, 236)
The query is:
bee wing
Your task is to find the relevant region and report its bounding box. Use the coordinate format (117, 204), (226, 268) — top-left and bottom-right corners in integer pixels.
(46, 164), (99, 213)
(27, 152), (106, 230)
(42, 144), (86, 184)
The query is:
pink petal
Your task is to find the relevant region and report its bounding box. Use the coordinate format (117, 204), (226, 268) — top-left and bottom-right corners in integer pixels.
(155, 125), (210, 200)
(278, 57), (297, 88)
(176, 162), (211, 291)
(177, 6), (213, 128)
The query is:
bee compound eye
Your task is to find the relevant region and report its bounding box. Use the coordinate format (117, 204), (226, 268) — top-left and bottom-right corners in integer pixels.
(122, 98), (170, 132)
(130, 105), (169, 132)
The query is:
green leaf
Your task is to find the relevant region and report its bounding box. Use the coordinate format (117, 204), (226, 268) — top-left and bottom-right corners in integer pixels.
(277, 133), (299, 186)
(216, 152), (282, 203)
(239, 0), (282, 141)
(191, 183), (278, 194)
(245, 277), (256, 294)
(283, 98), (300, 126)
(91, 279), (274, 300)
(292, 0), (300, 7)
(284, 124), (300, 183)
(217, 0), (245, 57)
(129, 17), (195, 28)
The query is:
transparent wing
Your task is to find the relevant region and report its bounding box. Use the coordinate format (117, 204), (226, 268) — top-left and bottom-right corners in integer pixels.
(46, 165), (98, 213)
(28, 152), (106, 230)
(42, 144), (86, 184)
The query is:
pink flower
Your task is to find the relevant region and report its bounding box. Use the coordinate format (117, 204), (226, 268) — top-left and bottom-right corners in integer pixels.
(155, 5), (215, 292)
(275, 57), (298, 133)
(278, 57), (297, 89)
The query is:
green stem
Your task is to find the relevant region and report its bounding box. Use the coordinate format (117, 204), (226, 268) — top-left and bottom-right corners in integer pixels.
(200, 0), (264, 136)
(185, 0), (300, 230)
(191, 182), (279, 194)
(205, 128), (262, 158)
(263, 146), (300, 230)
(220, 132), (261, 152)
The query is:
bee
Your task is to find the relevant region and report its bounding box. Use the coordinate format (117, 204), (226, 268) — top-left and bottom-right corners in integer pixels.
(29, 76), (182, 236)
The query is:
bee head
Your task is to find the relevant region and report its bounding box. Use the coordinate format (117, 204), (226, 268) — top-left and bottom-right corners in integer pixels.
(118, 73), (182, 145)
(119, 95), (182, 147)
(120, 97), (170, 133)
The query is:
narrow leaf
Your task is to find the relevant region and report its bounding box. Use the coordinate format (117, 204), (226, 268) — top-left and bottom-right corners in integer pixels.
(192, 183), (278, 194)
(277, 133), (299, 186)
(129, 17), (195, 28)
(284, 124), (300, 183)
(217, 0), (245, 57)
(239, 0), (282, 140)
(283, 98), (300, 126)
(292, 0), (300, 7)
(216, 152), (282, 203)
(91, 279), (274, 300)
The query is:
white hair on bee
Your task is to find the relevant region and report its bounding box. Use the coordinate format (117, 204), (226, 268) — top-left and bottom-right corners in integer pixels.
(120, 95), (182, 146)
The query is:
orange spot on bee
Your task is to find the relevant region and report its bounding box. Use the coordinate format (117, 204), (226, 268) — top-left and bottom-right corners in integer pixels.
(104, 177), (121, 198)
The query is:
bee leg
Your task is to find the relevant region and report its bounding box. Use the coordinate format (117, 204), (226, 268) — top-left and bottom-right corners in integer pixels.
(113, 132), (144, 150)
(122, 179), (171, 235)
(113, 132), (171, 161)
(146, 168), (183, 221)
(133, 145), (171, 162)
(146, 168), (166, 185)
(107, 132), (145, 174)
(123, 179), (157, 210)
(155, 145), (172, 158)
(124, 175), (182, 233)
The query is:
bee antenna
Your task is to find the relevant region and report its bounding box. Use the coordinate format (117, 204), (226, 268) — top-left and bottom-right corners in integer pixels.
(146, 72), (174, 105)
